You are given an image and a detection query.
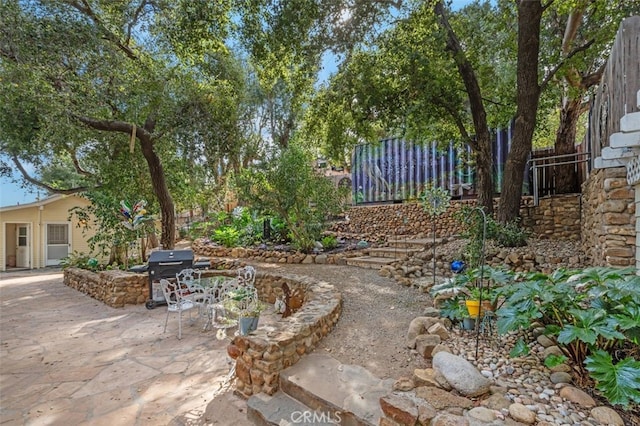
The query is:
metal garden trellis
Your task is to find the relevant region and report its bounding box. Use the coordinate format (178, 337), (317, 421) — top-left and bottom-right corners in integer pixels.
(471, 206), (488, 359)
(420, 185), (451, 290)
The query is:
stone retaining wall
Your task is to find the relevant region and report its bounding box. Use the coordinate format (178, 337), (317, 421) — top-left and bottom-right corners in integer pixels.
(581, 167), (635, 267)
(228, 272), (342, 398)
(64, 268), (148, 307)
(192, 240), (366, 266)
(330, 196), (582, 242)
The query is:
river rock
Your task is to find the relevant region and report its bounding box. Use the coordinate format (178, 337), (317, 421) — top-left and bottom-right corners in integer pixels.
(508, 403), (536, 424)
(549, 371), (572, 384)
(590, 406), (624, 425)
(432, 352), (492, 397)
(559, 386), (596, 407)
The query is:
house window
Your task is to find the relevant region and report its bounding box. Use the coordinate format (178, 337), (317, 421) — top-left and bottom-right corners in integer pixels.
(47, 224), (68, 245)
(18, 227), (27, 246)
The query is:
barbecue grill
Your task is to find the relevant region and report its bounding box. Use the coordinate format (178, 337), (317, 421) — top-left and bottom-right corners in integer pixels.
(145, 249), (194, 309)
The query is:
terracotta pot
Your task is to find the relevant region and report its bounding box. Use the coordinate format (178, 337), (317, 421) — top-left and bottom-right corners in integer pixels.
(481, 300), (494, 313)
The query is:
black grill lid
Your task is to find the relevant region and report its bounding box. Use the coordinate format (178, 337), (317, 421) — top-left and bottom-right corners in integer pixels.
(148, 249), (194, 264)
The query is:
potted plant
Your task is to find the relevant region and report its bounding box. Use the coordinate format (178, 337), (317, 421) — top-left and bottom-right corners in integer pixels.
(431, 266), (512, 319)
(466, 286), (496, 317)
(225, 287), (264, 335)
(437, 298), (476, 330)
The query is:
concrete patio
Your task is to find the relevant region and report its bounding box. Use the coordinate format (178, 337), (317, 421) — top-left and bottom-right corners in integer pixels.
(0, 269), (248, 425)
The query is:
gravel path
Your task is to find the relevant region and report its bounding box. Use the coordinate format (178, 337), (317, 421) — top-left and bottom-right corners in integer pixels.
(251, 262), (431, 379)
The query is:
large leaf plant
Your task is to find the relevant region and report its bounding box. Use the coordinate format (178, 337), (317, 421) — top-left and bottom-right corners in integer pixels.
(497, 266), (640, 409)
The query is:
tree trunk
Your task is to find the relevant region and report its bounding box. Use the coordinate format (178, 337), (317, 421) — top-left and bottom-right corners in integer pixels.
(554, 97), (581, 194)
(475, 132), (494, 215)
(76, 115), (177, 250)
(434, 1), (494, 215)
(139, 135), (176, 249)
(497, 0), (543, 223)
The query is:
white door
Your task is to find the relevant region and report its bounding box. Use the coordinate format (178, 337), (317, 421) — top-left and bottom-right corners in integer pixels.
(16, 225), (30, 268)
(46, 223), (70, 266)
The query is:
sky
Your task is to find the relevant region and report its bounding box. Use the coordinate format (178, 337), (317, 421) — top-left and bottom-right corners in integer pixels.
(0, 167), (43, 207)
(0, 0), (474, 208)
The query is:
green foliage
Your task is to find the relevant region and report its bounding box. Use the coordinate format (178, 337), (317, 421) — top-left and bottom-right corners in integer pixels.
(212, 226), (240, 248)
(497, 266), (640, 409)
(454, 206), (528, 268)
(431, 266), (514, 317)
(60, 251), (114, 272)
(585, 350), (640, 409)
(68, 192), (156, 265)
(509, 338), (531, 358)
(544, 354), (568, 369)
(438, 298), (469, 322)
(233, 144), (347, 252)
(321, 235), (338, 250)
(489, 219), (529, 248)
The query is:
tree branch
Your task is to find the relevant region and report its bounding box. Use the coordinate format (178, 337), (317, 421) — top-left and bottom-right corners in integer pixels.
(74, 115), (152, 141)
(580, 64), (605, 89)
(68, 147), (93, 176)
(540, 38), (595, 92)
(126, 0), (152, 45)
(63, 0), (138, 60)
(11, 155), (92, 194)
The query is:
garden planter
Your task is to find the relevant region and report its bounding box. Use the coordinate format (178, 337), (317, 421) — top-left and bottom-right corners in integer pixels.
(465, 300), (480, 318)
(481, 300), (494, 313)
(239, 316), (260, 335)
(462, 317), (476, 330)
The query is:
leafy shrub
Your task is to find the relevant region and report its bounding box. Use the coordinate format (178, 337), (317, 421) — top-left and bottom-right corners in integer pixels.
(212, 226), (240, 247)
(268, 216), (288, 242)
(233, 144), (347, 252)
(454, 206), (529, 267)
(497, 266), (640, 409)
(321, 235), (338, 250)
(60, 251), (105, 271)
(488, 218), (529, 247)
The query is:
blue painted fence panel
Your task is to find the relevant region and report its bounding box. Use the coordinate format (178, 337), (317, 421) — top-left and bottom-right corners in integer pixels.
(352, 122), (527, 204)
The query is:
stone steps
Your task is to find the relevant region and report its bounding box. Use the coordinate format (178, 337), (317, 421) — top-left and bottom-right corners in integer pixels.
(247, 391), (336, 426)
(344, 238), (439, 269)
(367, 247), (421, 259)
(247, 353), (393, 426)
(344, 256), (396, 269)
(386, 237), (434, 249)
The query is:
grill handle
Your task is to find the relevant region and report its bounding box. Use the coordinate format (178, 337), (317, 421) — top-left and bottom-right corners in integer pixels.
(157, 261), (184, 266)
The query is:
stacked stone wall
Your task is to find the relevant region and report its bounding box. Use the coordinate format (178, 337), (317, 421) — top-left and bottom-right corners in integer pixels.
(229, 272), (342, 398)
(581, 167), (635, 267)
(64, 268), (148, 308)
(331, 196), (582, 241)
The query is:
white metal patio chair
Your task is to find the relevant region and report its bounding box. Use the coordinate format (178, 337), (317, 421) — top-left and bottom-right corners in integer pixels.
(176, 268), (205, 297)
(236, 265), (256, 286)
(176, 268), (208, 317)
(160, 278), (200, 339)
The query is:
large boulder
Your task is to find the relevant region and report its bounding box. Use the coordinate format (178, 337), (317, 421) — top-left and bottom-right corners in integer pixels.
(432, 352), (492, 397)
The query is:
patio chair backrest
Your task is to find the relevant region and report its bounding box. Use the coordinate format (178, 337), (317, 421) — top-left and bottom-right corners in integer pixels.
(236, 265), (256, 287)
(176, 268), (202, 293)
(160, 279), (195, 311)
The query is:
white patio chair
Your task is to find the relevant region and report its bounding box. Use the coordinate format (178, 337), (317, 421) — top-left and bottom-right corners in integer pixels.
(176, 268), (207, 305)
(236, 265), (256, 286)
(160, 278), (200, 339)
